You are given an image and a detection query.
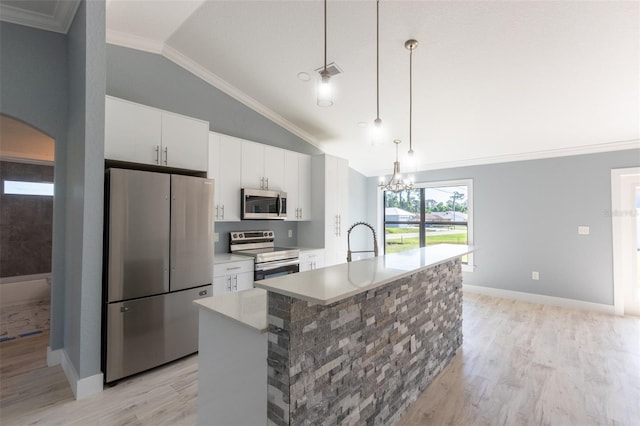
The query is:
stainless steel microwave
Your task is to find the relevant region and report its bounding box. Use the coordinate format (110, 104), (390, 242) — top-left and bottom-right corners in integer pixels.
(241, 188), (287, 220)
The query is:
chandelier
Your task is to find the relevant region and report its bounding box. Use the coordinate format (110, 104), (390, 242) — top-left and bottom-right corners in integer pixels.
(378, 140), (413, 192)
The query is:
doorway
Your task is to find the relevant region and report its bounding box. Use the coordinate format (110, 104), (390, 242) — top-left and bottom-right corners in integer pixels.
(611, 167), (640, 316)
(0, 114), (55, 342)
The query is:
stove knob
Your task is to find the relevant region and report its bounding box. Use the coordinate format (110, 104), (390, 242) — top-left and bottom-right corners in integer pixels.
(239, 233), (243, 238)
(232, 233), (237, 239)
(269, 232), (273, 237)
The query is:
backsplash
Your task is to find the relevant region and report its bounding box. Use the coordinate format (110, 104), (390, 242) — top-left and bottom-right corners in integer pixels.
(214, 221), (298, 253)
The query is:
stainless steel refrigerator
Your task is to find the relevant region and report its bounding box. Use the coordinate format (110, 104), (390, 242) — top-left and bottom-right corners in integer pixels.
(103, 168), (214, 383)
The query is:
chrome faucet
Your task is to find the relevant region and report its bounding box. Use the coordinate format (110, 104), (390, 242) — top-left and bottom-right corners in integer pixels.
(347, 222), (379, 262)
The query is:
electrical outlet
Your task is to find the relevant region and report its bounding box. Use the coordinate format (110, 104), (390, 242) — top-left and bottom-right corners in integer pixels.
(532, 271), (539, 280)
(214, 232), (219, 243)
(288, 229), (293, 238)
(578, 226), (590, 235)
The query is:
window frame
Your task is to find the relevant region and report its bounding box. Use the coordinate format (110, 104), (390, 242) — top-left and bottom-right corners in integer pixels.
(383, 178), (474, 271)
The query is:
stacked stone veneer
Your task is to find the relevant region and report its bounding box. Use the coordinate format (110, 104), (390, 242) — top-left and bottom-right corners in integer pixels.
(267, 258), (463, 426)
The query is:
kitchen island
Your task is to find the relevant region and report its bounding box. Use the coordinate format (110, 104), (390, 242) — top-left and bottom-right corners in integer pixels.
(196, 244), (473, 425)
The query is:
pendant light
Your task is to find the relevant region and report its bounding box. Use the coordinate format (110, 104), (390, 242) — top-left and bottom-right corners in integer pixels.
(405, 39), (418, 158)
(317, 0), (333, 107)
(371, 0), (383, 144)
(378, 140), (413, 192)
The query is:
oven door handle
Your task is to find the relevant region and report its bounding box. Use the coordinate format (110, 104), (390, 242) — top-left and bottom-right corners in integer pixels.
(255, 259), (300, 272)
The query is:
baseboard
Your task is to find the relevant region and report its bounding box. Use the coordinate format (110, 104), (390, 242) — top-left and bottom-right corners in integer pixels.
(59, 349), (103, 400)
(463, 284), (616, 315)
(47, 346), (62, 367)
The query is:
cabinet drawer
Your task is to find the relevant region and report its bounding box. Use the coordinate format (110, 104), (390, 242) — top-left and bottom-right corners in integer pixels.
(214, 260), (254, 277)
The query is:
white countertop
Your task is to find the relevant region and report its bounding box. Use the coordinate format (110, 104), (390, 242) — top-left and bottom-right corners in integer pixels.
(193, 289), (267, 333)
(214, 253), (254, 264)
(254, 244), (474, 306)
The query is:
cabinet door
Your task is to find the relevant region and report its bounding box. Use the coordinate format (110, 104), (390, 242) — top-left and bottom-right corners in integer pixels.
(218, 135), (242, 221)
(284, 151), (299, 220)
(298, 154), (312, 221)
(213, 275), (232, 296)
(105, 96), (162, 165)
(234, 271), (254, 292)
(241, 141), (265, 189)
(161, 111), (209, 171)
(264, 146), (285, 191)
(299, 261), (312, 272)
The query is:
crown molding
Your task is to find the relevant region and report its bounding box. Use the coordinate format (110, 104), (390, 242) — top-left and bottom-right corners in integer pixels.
(106, 30), (164, 54)
(106, 35), (320, 148)
(369, 139), (640, 177)
(0, 0), (80, 34)
(161, 44), (319, 148)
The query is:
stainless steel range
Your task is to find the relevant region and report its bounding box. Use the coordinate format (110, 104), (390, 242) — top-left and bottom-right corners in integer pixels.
(229, 230), (300, 281)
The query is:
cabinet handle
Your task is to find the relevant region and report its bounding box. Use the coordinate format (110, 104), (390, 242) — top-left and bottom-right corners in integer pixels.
(221, 205), (225, 219)
(163, 147), (168, 165)
(227, 276), (232, 292)
(215, 205), (219, 219)
(226, 266), (241, 271)
(260, 177), (264, 189)
(265, 177), (269, 189)
(233, 275), (238, 291)
(299, 208), (302, 219)
(154, 145), (160, 164)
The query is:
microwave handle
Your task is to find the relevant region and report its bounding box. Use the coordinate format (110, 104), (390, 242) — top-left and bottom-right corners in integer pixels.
(277, 194), (283, 217)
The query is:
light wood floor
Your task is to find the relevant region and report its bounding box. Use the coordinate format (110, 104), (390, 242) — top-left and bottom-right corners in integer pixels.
(1, 293), (638, 425)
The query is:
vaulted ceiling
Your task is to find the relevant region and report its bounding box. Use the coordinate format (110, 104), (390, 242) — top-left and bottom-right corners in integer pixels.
(3, 1), (638, 176)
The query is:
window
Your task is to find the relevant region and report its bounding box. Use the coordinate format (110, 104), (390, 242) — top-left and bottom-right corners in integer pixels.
(383, 179), (474, 270)
(3, 180), (54, 196)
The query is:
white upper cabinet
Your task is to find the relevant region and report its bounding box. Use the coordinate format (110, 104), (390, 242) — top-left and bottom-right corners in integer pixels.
(284, 151), (311, 221)
(241, 141), (285, 191)
(105, 96), (209, 171)
(208, 132), (242, 222)
(161, 111), (209, 171)
(241, 140), (265, 189)
(105, 96), (162, 164)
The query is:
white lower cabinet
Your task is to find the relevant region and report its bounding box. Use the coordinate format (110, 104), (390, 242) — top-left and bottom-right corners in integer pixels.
(213, 260), (254, 295)
(299, 249), (325, 272)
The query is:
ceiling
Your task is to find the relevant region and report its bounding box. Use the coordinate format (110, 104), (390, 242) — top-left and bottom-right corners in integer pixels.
(3, 1), (639, 176)
(0, 0), (80, 33)
(0, 115), (55, 163)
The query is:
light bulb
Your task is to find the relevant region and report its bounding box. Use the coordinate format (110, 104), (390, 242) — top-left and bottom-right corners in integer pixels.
(371, 118), (384, 146)
(317, 71), (333, 107)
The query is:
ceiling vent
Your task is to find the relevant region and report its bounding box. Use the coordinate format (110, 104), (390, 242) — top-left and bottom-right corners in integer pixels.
(315, 62), (342, 77)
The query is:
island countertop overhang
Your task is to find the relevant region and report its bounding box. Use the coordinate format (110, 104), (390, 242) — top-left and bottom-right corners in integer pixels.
(254, 243), (474, 305)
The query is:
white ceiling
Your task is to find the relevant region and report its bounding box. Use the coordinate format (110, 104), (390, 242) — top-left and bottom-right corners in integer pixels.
(3, 1), (639, 176)
(0, 0), (80, 33)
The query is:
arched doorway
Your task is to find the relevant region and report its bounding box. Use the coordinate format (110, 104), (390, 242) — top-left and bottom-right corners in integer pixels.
(0, 114), (55, 348)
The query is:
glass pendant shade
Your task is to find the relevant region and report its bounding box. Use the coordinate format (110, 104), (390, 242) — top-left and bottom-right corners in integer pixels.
(317, 70), (333, 107)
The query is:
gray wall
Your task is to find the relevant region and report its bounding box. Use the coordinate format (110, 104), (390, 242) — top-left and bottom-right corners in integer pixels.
(215, 221), (298, 253)
(106, 44), (328, 254)
(64, 0), (106, 379)
(0, 161), (54, 277)
(106, 45), (322, 156)
(368, 149), (640, 306)
(0, 22), (68, 352)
